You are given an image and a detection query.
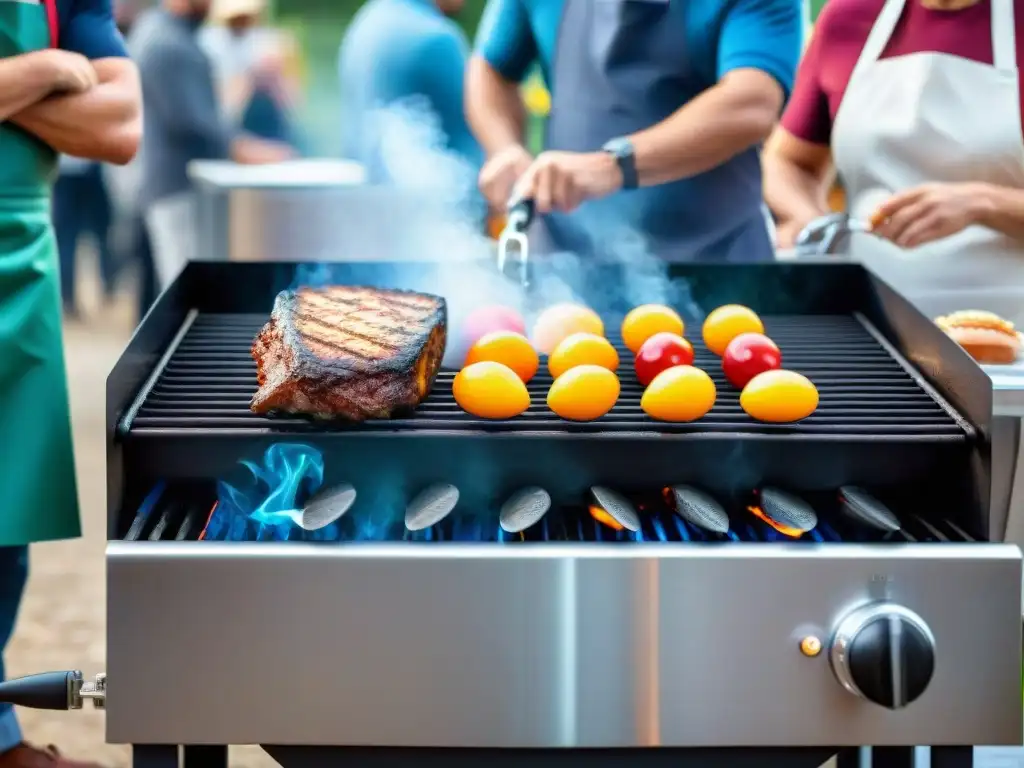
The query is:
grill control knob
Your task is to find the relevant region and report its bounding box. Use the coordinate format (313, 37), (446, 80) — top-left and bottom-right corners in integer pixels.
(829, 602), (935, 709)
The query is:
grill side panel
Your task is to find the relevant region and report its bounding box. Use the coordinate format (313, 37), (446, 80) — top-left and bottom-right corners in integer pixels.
(106, 542), (1022, 748)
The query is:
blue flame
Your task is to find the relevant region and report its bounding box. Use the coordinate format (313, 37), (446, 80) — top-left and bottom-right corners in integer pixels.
(216, 444), (326, 536)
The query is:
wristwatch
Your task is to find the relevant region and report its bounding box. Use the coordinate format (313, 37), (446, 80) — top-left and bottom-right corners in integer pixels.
(602, 137), (638, 190)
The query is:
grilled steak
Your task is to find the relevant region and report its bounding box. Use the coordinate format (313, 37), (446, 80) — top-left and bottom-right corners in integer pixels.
(251, 285), (447, 420)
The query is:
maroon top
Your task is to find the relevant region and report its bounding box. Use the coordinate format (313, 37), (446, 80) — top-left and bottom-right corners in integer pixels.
(781, 0), (1024, 145)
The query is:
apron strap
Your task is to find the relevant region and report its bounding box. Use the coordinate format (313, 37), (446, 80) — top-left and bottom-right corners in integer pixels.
(43, 0), (58, 48)
(991, 0), (1016, 74)
(850, 0), (907, 81)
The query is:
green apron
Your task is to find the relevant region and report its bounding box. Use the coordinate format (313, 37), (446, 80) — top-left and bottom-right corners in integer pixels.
(0, 0), (82, 546)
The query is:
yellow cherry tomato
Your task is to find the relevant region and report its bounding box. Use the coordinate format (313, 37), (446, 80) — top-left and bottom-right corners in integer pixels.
(532, 303), (605, 355)
(454, 362), (531, 419)
(621, 304), (685, 354)
(702, 305), (764, 356)
(547, 365), (620, 421)
(641, 365), (717, 422)
(464, 331), (540, 383)
(548, 332), (620, 378)
(740, 369), (819, 423)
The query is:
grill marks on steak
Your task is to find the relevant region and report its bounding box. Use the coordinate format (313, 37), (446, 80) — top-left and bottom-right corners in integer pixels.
(251, 285), (447, 420)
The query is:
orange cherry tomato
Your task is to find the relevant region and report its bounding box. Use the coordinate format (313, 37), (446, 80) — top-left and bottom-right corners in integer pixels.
(532, 304), (604, 355)
(548, 332), (620, 378)
(547, 365), (620, 421)
(464, 331), (539, 382)
(641, 365), (716, 422)
(453, 362), (531, 419)
(702, 305), (764, 356)
(740, 369), (819, 423)
(621, 304), (685, 354)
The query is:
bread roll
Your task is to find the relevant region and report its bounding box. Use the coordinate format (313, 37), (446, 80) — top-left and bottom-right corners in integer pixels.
(935, 310), (1020, 364)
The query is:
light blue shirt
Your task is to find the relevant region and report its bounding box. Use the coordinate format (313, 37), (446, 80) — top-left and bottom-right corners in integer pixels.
(475, 0), (801, 99)
(338, 0), (483, 180)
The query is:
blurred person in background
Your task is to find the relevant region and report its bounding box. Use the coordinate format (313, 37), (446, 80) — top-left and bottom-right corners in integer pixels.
(466, 0), (801, 262)
(52, 154), (118, 318)
(338, 0), (483, 181)
(200, 0), (302, 147)
(763, 0), (1024, 324)
(131, 0), (293, 290)
(0, 0), (141, 765)
(106, 0), (158, 322)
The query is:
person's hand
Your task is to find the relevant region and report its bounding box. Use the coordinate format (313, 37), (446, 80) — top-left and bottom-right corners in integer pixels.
(774, 215), (818, 249)
(231, 137), (295, 165)
(514, 150), (623, 214)
(870, 182), (983, 248)
(34, 50), (98, 94)
(478, 143), (533, 210)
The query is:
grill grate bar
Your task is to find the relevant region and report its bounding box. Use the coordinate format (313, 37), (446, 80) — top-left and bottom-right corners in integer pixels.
(123, 312), (969, 440)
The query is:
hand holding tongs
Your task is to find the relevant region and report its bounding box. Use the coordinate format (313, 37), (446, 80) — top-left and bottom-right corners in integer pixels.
(496, 194), (536, 288)
(794, 212), (873, 257)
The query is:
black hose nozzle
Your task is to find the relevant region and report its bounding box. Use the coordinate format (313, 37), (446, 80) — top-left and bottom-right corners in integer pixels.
(0, 671), (82, 710)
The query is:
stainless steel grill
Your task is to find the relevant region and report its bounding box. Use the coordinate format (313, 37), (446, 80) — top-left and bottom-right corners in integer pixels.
(1, 260), (1019, 768)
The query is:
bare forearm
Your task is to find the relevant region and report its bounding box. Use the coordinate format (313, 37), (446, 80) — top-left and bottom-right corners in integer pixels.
(972, 183), (1024, 241)
(763, 153), (831, 224)
(465, 56), (526, 156)
(0, 53), (58, 120)
(11, 59), (140, 165)
(631, 70), (782, 187)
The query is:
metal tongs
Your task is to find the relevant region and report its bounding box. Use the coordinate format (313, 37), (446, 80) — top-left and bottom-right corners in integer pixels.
(496, 194), (536, 288)
(793, 212), (872, 257)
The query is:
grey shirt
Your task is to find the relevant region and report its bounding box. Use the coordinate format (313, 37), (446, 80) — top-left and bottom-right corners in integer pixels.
(130, 9), (232, 207)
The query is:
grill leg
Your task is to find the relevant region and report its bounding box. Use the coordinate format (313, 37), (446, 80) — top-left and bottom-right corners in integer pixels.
(870, 747), (914, 768)
(930, 747), (974, 768)
(133, 745), (179, 768)
(182, 745), (228, 768)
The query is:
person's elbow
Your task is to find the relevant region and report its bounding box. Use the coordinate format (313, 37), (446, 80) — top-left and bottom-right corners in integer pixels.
(719, 68), (787, 144)
(98, 111), (141, 165)
(89, 62), (143, 164)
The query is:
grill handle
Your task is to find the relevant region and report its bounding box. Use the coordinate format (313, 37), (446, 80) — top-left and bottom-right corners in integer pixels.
(506, 195), (535, 233)
(0, 670), (105, 710)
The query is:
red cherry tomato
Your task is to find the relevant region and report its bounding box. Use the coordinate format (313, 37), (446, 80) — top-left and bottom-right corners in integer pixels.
(634, 332), (695, 387)
(722, 333), (782, 389)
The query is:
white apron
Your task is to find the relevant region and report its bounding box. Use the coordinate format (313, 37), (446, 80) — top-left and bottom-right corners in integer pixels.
(832, 0), (1024, 325)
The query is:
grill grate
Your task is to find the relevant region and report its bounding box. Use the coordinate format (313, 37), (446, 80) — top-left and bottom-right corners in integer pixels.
(126, 484), (976, 545)
(122, 312), (968, 440)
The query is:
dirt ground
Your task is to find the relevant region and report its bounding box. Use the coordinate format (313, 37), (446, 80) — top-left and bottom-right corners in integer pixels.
(4, 258), (1020, 768)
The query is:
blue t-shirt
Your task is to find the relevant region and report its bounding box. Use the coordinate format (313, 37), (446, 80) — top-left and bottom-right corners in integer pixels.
(338, 0), (483, 178)
(56, 0), (128, 59)
(476, 0), (800, 99)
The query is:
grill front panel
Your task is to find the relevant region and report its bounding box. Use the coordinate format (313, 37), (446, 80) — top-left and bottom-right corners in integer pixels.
(105, 541), (1022, 748)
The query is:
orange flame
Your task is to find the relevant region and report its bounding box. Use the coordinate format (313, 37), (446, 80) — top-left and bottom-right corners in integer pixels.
(747, 505), (804, 538)
(198, 502), (218, 541)
(589, 504), (625, 531)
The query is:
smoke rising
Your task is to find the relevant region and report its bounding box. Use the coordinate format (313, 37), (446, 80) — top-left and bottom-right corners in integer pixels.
(292, 96), (703, 365)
